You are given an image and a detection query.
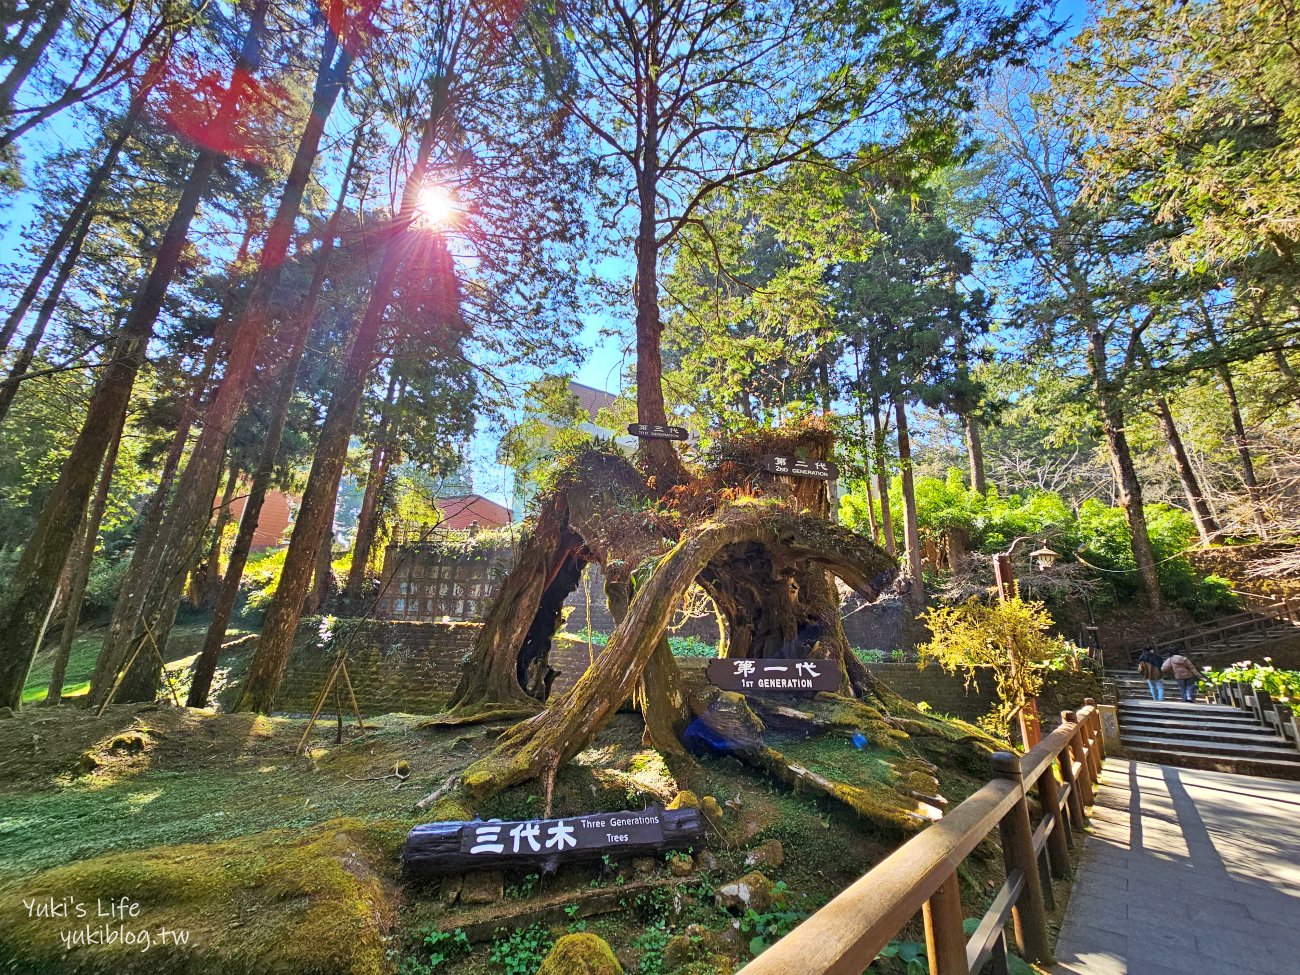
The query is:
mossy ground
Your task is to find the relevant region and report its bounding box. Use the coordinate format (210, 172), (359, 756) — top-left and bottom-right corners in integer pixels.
(19, 621), (257, 706)
(2, 675), (1015, 975)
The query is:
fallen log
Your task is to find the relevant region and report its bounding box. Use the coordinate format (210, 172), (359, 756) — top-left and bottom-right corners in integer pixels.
(403, 807), (706, 879)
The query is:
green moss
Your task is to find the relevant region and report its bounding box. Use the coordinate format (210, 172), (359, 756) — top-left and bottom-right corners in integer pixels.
(534, 933), (623, 975)
(0, 819), (397, 975)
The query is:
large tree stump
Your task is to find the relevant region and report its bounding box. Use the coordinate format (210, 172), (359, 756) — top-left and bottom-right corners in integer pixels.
(462, 501), (896, 800)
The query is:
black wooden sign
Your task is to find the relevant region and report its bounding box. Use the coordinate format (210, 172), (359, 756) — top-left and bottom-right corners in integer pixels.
(707, 658), (842, 693)
(628, 423), (689, 441)
(402, 807), (706, 878)
(761, 454), (837, 481)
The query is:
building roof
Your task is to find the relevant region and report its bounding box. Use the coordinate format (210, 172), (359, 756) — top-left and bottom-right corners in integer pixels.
(568, 381), (617, 423)
(435, 494), (513, 530)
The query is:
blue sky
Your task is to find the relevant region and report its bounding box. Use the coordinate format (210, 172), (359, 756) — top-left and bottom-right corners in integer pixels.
(2, 0), (1094, 515)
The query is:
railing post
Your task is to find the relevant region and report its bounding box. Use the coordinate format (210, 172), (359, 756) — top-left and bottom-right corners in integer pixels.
(1062, 710), (1094, 808)
(990, 752), (1053, 966)
(1084, 699), (1104, 776)
(923, 871), (970, 975)
(1035, 761), (1072, 876)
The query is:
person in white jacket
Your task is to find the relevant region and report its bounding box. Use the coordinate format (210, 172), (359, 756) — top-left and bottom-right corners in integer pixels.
(1162, 653), (1200, 703)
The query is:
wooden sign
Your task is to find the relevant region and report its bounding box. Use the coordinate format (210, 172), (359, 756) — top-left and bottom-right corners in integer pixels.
(761, 454), (837, 481)
(627, 423), (689, 441)
(402, 807), (705, 878)
(706, 658), (841, 694)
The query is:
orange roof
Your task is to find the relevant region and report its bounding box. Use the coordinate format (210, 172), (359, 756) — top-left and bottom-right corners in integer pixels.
(436, 494), (513, 530)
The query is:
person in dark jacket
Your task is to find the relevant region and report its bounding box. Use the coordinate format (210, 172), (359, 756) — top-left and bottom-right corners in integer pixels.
(1136, 646), (1165, 701)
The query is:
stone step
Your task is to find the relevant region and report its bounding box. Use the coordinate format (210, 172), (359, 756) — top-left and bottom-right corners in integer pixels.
(1117, 708), (1263, 727)
(1117, 723), (1286, 747)
(1119, 734), (1300, 762)
(1118, 707), (1248, 722)
(1118, 746), (1300, 781)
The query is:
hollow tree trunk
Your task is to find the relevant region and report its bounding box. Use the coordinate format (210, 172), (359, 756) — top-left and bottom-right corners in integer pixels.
(1087, 331), (1162, 610)
(894, 397), (924, 609)
(0, 69), (149, 354)
(461, 504), (895, 800)
(100, 22), (359, 700)
(44, 405), (124, 703)
(0, 0), (269, 711)
(343, 372), (400, 604)
(1152, 395), (1218, 544)
(235, 105), (449, 714)
(446, 493), (580, 714)
(186, 132), (363, 708)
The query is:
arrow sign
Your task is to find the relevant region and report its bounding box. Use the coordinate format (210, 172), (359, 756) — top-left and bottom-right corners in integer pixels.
(628, 423), (689, 441)
(760, 454), (837, 481)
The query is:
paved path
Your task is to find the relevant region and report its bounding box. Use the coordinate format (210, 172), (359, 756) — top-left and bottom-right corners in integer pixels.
(1052, 759), (1300, 975)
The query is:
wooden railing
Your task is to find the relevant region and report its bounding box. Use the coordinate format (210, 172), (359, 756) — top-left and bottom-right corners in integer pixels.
(737, 702), (1104, 975)
(1230, 589), (1299, 626)
(1125, 608), (1291, 663)
(1209, 680), (1300, 752)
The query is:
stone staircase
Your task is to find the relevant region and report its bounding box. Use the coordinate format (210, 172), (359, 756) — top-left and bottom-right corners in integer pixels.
(1114, 673), (1300, 780)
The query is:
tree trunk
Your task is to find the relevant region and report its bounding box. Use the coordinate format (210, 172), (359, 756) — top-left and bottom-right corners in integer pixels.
(44, 404), (124, 703)
(0, 75), (147, 354)
(631, 80), (684, 487)
(605, 577), (689, 757)
(0, 0), (69, 119)
(0, 0), (268, 711)
(963, 414), (987, 494)
(1219, 363), (1267, 539)
(186, 131), (363, 708)
(192, 461), (241, 609)
(236, 106), (449, 713)
(96, 21), (357, 701)
(1087, 333), (1162, 610)
(871, 399), (894, 556)
(343, 372), (400, 604)
(1152, 395), (1218, 544)
(305, 505), (339, 616)
(894, 398), (923, 609)
(0, 195), (93, 425)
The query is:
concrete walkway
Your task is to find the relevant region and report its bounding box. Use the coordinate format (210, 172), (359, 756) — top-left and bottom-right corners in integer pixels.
(1052, 759), (1300, 975)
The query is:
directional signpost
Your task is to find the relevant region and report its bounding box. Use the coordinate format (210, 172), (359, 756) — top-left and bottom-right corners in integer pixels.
(760, 454), (837, 481)
(706, 658), (841, 694)
(628, 423), (689, 441)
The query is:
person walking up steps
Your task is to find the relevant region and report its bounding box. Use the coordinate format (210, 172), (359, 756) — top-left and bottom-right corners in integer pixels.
(1137, 645), (1165, 700)
(1162, 652), (1200, 703)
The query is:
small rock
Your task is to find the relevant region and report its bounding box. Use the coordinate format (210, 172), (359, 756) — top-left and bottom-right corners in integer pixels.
(0, 707), (14, 719)
(696, 850), (720, 872)
(715, 871), (777, 915)
(744, 839), (784, 871)
(460, 870), (504, 904)
(632, 857), (656, 878)
(662, 934), (697, 970)
(440, 874), (463, 905)
(668, 854), (694, 877)
(77, 751), (101, 773)
(536, 933), (623, 975)
(394, 760), (411, 778)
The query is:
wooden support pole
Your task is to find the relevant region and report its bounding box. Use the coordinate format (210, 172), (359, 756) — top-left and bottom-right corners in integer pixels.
(1062, 711), (1094, 809)
(993, 552), (1041, 747)
(1083, 701), (1103, 781)
(923, 871), (970, 975)
(1035, 764), (1071, 878)
(990, 752), (1052, 966)
(1057, 742), (1087, 832)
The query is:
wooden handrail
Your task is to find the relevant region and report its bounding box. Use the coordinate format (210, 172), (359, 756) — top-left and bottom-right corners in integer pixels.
(738, 702), (1103, 975)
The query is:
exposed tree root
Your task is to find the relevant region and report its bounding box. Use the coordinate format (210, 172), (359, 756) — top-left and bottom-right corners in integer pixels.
(419, 705), (542, 729)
